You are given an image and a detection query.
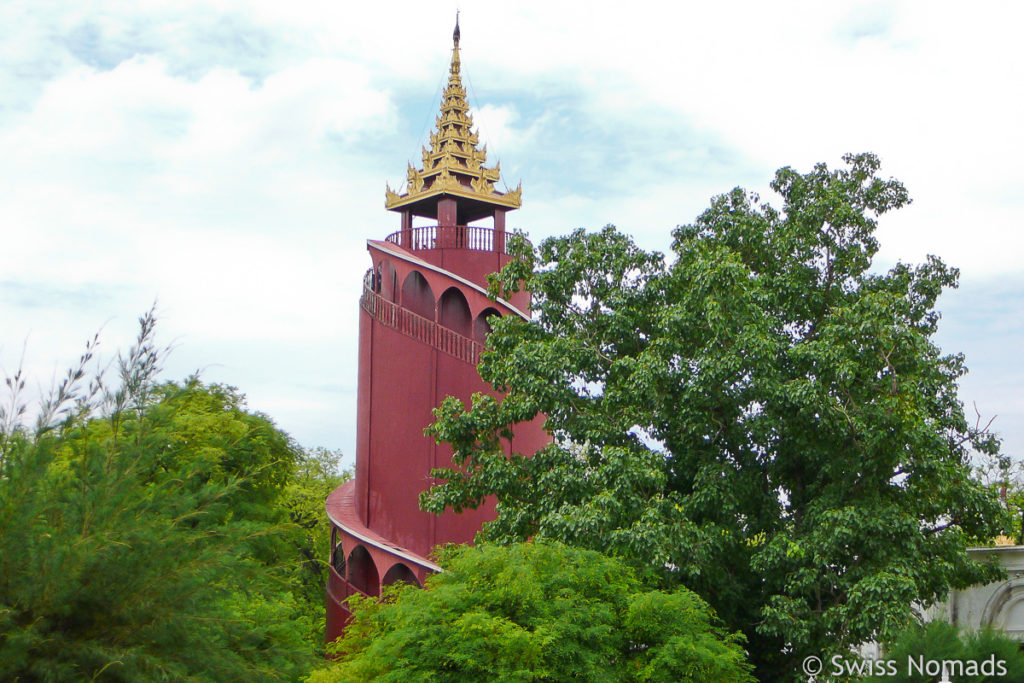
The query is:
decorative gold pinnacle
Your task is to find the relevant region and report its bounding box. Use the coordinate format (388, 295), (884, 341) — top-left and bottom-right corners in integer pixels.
(385, 17), (522, 213)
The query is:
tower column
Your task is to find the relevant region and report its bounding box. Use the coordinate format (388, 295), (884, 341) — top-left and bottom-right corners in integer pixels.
(400, 210), (412, 248)
(494, 209), (506, 253)
(438, 197), (457, 229)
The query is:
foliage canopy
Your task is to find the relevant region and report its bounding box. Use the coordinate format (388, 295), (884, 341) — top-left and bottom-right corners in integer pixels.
(0, 311), (323, 680)
(312, 541), (754, 682)
(422, 153), (1007, 680)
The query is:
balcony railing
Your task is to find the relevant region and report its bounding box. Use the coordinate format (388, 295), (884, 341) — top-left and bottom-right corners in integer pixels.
(360, 279), (482, 366)
(384, 225), (529, 255)
(327, 565), (369, 605)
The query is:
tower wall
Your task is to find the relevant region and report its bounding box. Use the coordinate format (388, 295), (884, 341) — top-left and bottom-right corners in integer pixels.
(327, 236), (548, 641)
(358, 315), (498, 556)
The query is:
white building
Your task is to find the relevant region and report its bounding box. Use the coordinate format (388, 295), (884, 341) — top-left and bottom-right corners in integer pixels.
(927, 546), (1024, 637)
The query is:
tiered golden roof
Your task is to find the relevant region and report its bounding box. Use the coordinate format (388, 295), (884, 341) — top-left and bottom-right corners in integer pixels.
(385, 19), (522, 214)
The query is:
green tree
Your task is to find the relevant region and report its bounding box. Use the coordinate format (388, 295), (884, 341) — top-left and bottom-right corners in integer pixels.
(134, 380), (352, 650)
(281, 446), (352, 648)
(974, 451), (1024, 545)
(139, 378), (297, 523)
(309, 541), (754, 682)
(422, 154), (1007, 681)
(0, 311), (315, 680)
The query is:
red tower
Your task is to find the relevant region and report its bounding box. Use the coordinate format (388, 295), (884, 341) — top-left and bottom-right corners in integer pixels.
(324, 20), (548, 640)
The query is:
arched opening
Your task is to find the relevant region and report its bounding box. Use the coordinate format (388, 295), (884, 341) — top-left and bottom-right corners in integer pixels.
(347, 545), (380, 597)
(380, 259), (398, 302)
(982, 579), (1024, 636)
(401, 271), (435, 319)
(331, 542), (347, 577)
(381, 562), (421, 589)
(438, 287), (472, 337)
(474, 307), (501, 344)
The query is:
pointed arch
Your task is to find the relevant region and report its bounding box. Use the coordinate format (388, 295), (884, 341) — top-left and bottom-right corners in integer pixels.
(380, 259), (398, 302)
(381, 562), (421, 589)
(438, 287), (472, 337)
(331, 543), (347, 577)
(347, 545), (380, 597)
(401, 270), (435, 319)
(474, 307), (502, 344)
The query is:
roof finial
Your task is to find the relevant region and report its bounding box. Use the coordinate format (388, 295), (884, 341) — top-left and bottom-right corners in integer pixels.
(384, 10), (522, 214)
(449, 11), (461, 79)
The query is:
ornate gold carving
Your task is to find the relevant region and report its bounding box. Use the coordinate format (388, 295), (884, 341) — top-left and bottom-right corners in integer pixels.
(471, 175), (494, 194)
(406, 164), (424, 193)
(385, 183), (402, 208)
(436, 168), (460, 191)
(503, 183), (522, 205)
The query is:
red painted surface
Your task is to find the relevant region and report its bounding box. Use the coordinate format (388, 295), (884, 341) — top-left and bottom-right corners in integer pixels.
(325, 218), (549, 642)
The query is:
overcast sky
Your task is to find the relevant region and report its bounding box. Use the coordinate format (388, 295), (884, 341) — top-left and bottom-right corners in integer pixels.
(1, 1), (1021, 468)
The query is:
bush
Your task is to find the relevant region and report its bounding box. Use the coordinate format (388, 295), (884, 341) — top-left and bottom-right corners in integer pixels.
(869, 620), (1024, 682)
(310, 541), (754, 682)
(0, 311), (315, 680)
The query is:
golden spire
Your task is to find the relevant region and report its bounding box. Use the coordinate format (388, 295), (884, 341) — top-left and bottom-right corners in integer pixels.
(385, 15), (522, 214)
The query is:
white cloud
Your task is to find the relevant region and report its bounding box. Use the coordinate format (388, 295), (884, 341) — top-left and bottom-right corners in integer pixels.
(0, 31), (395, 457)
(0, 0), (1022, 463)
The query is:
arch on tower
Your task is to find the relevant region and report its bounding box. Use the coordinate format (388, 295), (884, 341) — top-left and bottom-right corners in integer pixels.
(438, 286), (472, 336)
(401, 270), (435, 320)
(346, 545), (380, 597)
(331, 542), (347, 577)
(474, 307), (502, 344)
(381, 562), (421, 589)
(379, 259), (398, 302)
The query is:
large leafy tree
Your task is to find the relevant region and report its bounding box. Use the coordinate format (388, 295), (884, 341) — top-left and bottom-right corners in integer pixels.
(311, 541), (754, 682)
(422, 154), (1007, 680)
(281, 446), (352, 648)
(0, 312), (316, 680)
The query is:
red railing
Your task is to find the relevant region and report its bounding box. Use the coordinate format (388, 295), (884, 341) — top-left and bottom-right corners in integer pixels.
(384, 225), (529, 255)
(328, 566), (369, 605)
(360, 279), (482, 366)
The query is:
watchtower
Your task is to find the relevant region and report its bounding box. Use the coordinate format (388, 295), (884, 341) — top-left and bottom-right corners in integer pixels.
(325, 18), (547, 640)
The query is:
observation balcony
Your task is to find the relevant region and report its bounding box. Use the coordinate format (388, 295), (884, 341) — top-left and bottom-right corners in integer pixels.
(384, 225), (529, 255)
(327, 565), (368, 606)
(325, 480), (436, 640)
(360, 270), (483, 365)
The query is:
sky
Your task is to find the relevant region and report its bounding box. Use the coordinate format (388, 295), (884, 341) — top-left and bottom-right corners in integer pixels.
(1, 1), (1022, 469)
